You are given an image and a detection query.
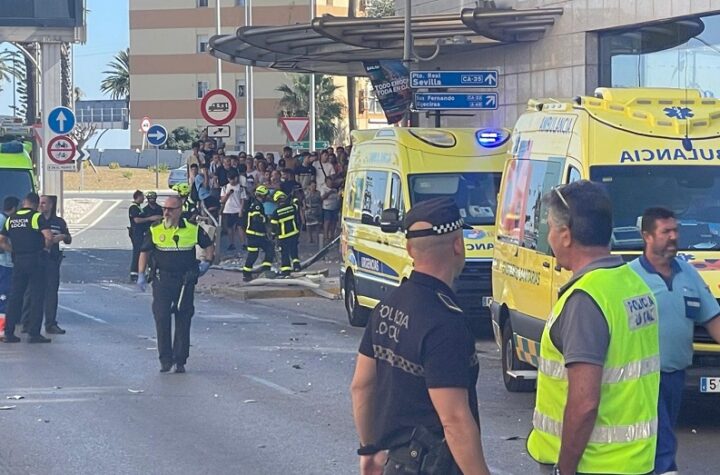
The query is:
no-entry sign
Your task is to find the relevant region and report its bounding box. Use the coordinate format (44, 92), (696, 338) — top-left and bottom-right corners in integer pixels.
(200, 89), (237, 126)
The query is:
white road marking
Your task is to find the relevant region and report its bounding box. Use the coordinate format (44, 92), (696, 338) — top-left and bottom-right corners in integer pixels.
(243, 375), (296, 396)
(100, 282), (134, 292)
(253, 345), (355, 354)
(72, 199), (122, 237)
(58, 304), (108, 324)
(197, 313), (259, 321)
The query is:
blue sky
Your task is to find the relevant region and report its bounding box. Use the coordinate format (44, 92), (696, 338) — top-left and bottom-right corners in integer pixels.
(0, 0), (130, 148)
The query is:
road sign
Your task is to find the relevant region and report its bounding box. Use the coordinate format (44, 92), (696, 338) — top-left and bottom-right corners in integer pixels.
(146, 124), (168, 146)
(140, 116), (151, 133)
(46, 135), (77, 171)
(47, 106), (76, 135)
(205, 125), (231, 138)
(201, 89), (237, 125)
(413, 92), (498, 110)
(279, 117), (310, 142)
(410, 71), (498, 89)
(289, 140), (330, 150)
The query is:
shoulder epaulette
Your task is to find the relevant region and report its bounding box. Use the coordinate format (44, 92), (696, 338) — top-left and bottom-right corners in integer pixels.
(436, 291), (463, 314)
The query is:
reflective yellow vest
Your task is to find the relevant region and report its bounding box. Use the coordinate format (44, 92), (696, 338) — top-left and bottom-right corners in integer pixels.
(271, 204), (299, 239)
(150, 219), (199, 251)
(527, 265), (660, 474)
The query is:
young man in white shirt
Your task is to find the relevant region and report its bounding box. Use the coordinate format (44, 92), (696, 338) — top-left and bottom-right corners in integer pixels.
(220, 169), (246, 251)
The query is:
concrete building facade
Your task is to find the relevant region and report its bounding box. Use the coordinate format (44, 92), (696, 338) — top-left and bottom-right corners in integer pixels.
(397, 0), (720, 130)
(128, 0), (347, 152)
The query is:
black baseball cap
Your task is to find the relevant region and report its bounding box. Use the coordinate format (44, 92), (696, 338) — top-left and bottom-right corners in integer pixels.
(403, 197), (471, 239)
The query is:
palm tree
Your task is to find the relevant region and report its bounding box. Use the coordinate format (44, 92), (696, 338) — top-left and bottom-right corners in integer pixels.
(100, 48), (129, 104)
(277, 74), (345, 143)
(0, 49), (23, 92)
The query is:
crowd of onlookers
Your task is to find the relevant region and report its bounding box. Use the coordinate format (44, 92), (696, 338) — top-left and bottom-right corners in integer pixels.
(183, 136), (351, 252)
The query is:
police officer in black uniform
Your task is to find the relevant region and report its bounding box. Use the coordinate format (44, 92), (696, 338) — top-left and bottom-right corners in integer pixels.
(137, 195), (214, 373)
(129, 190), (145, 282)
(350, 197), (490, 475)
(270, 190), (300, 276)
(242, 185), (275, 282)
(39, 195), (72, 335)
(0, 193), (53, 343)
(141, 191), (163, 232)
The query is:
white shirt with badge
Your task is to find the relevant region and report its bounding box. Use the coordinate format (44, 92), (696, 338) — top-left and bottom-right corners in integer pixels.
(221, 183), (245, 214)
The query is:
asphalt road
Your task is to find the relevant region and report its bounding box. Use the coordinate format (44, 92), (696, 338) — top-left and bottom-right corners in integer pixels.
(1, 192), (719, 474)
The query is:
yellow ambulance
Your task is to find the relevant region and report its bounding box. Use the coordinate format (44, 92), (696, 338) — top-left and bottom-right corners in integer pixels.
(341, 127), (509, 330)
(491, 87), (720, 392)
(0, 140), (36, 204)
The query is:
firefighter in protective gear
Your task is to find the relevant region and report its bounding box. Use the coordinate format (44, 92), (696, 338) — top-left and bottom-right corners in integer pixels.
(242, 185), (274, 282)
(172, 183), (196, 220)
(271, 190), (300, 276)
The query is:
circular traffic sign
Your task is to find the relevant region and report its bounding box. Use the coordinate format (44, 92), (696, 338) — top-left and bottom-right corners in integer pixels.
(147, 124), (168, 147)
(46, 135), (77, 164)
(47, 106), (76, 135)
(200, 89), (237, 126)
(141, 116), (151, 133)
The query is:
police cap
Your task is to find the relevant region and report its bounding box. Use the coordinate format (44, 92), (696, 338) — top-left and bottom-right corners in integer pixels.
(403, 197), (471, 239)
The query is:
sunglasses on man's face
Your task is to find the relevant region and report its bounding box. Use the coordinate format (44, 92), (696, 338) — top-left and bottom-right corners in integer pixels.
(162, 206), (181, 212)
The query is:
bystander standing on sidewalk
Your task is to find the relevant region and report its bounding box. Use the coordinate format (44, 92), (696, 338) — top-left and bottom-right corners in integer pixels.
(221, 169), (246, 251)
(303, 181), (322, 244)
(319, 176), (340, 241)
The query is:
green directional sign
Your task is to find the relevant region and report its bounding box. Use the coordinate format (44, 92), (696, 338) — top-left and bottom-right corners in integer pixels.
(289, 141), (330, 150)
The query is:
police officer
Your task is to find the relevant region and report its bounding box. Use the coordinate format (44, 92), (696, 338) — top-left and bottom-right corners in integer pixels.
(128, 190), (145, 282)
(0, 193), (53, 343)
(137, 195), (214, 373)
(0, 196), (19, 318)
(270, 190), (300, 276)
(527, 181), (660, 475)
(350, 197), (490, 475)
(39, 195), (71, 335)
(242, 185), (274, 282)
(140, 191), (163, 234)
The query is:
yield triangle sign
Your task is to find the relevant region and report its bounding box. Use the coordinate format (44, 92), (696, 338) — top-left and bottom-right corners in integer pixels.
(279, 117), (310, 142)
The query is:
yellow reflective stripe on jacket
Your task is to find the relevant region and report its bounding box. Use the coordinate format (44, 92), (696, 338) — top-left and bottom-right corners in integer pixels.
(527, 265), (660, 475)
(537, 355), (660, 384)
(12, 209), (40, 230)
(532, 411), (657, 444)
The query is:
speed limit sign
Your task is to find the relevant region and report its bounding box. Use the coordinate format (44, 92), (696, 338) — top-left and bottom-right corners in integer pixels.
(140, 116), (151, 133)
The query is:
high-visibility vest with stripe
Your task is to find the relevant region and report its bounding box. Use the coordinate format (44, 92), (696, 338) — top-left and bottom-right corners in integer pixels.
(527, 264), (660, 474)
(246, 199), (267, 237)
(149, 219), (199, 272)
(271, 204), (299, 239)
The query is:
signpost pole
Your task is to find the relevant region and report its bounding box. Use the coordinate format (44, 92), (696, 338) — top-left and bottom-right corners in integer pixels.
(215, 0), (223, 90)
(41, 43), (64, 213)
(155, 146), (159, 188)
(245, 0), (254, 154)
(309, 0), (316, 152)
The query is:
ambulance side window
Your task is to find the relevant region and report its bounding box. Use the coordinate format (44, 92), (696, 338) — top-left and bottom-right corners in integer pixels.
(389, 173), (404, 220)
(361, 171), (389, 226)
(351, 172), (365, 214)
(521, 160), (563, 254)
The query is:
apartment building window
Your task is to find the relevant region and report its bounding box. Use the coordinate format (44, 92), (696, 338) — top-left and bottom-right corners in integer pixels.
(235, 79), (245, 98)
(198, 0), (209, 7)
(236, 0), (246, 5)
(197, 35), (209, 53)
(236, 126), (247, 151)
(197, 81), (209, 99)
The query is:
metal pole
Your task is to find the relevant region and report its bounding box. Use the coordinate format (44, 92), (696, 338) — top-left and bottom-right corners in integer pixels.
(245, 0), (254, 154)
(402, 0), (412, 68)
(309, 0), (316, 152)
(215, 0), (223, 89)
(155, 146), (159, 188)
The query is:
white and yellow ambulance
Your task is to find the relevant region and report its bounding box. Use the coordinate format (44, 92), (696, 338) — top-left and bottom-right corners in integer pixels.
(491, 88), (720, 392)
(341, 127), (509, 331)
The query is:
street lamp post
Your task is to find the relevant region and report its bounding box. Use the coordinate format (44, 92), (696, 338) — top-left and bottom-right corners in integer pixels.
(309, 0), (316, 152)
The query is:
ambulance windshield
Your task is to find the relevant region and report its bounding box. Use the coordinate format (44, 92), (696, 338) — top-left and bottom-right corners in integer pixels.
(590, 165), (720, 251)
(0, 169), (33, 206)
(409, 172), (502, 226)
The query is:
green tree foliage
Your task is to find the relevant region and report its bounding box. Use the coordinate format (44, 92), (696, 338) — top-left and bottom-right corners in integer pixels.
(277, 74), (345, 144)
(0, 49), (23, 95)
(364, 0), (395, 17)
(100, 48), (130, 103)
(167, 126), (201, 151)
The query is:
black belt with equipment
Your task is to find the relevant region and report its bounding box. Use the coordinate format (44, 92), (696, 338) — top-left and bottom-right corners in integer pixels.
(382, 426), (459, 475)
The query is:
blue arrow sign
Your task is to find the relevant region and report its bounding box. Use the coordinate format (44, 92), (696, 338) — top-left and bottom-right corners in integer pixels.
(47, 106), (76, 134)
(146, 124), (168, 146)
(410, 71), (498, 89)
(414, 93), (498, 111)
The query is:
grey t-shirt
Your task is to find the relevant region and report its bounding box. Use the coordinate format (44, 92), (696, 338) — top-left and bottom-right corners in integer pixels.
(549, 255), (626, 366)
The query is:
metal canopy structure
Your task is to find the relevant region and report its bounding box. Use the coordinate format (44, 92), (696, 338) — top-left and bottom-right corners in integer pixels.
(209, 5), (563, 76)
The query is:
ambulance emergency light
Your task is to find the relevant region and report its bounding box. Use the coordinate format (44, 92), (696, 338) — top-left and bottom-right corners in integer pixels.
(475, 128), (510, 148)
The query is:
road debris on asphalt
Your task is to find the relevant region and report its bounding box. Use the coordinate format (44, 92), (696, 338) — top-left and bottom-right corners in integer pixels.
(6, 395), (24, 400)
(128, 389), (144, 394)
(0, 405), (16, 410)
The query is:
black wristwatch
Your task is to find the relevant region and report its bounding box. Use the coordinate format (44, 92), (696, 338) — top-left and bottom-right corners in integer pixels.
(357, 444), (378, 456)
(552, 465), (562, 475)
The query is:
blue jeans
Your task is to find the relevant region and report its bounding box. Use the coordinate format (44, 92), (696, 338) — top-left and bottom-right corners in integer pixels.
(0, 265), (11, 315)
(656, 370), (685, 474)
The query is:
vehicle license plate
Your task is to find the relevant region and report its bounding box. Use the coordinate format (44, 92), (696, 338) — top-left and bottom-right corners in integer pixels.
(700, 377), (720, 392)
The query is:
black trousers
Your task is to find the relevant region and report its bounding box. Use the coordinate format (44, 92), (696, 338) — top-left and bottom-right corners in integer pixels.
(243, 235), (274, 276)
(130, 232), (144, 274)
(278, 235), (299, 274)
(151, 273), (195, 365)
(43, 257), (62, 328)
(5, 253), (46, 337)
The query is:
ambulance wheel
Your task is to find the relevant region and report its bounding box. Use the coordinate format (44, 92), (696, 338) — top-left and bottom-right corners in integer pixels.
(501, 322), (536, 393)
(345, 274), (370, 327)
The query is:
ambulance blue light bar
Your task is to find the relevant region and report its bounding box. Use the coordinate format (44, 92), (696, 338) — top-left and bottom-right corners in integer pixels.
(475, 128), (510, 148)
